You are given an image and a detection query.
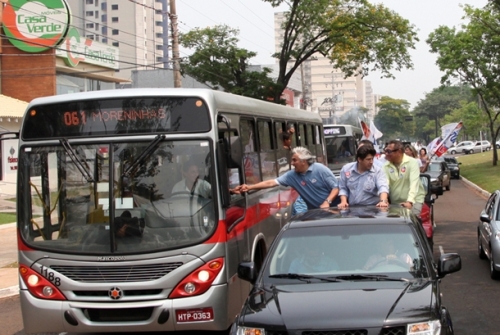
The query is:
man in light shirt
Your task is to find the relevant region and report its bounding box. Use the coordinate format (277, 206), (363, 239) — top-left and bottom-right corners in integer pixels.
(382, 140), (425, 215)
(338, 145), (389, 209)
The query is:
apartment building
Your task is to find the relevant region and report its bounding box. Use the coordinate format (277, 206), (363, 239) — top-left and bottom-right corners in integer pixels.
(274, 12), (378, 122)
(66, 0), (166, 83)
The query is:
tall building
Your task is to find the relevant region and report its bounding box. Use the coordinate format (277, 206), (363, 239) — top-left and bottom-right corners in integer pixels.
(66, 0), (166, 84)
(274, 11), (375, 124)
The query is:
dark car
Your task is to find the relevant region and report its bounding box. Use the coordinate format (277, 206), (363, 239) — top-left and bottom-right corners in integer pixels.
(478, 190), (500, 279)
(427, 160), (451, 194)
(233, 206), (461, 335)
(443, 156), (461, 179)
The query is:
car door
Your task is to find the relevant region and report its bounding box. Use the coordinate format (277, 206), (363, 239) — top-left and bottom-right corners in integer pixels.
(480, 193), (497, 256)
(441, 162), (450, 187)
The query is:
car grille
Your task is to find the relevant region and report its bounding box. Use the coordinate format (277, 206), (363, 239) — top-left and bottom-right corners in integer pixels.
(381, 327), (405, 335)
(50, 262), (183, 282)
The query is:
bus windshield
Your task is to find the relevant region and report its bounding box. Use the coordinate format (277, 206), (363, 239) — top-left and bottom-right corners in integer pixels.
(323, 125), (361, 174)
(19, 139), (216, 255)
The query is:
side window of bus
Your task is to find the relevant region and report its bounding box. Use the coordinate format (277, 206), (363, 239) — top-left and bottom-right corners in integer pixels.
(287, 122), (298, 148)
(298, 123), (307, 147)
(275, 122), (291, 175)
(240, 119), (262, 184)
(314, 125), (325, 163)
(258, 119), (276, 180)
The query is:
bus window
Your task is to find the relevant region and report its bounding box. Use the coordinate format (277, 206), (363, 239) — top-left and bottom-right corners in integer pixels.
(258, 120), (276, 181)
(298, 123), (307, 146)
(287, 122), (298, 148)
(240, 119), (262, 184)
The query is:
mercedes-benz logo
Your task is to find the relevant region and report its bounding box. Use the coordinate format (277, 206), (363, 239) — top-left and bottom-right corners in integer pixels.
(109, 287), (123, 300)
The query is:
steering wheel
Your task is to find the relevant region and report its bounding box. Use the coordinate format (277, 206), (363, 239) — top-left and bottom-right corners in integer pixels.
(368, 255), (410, 270)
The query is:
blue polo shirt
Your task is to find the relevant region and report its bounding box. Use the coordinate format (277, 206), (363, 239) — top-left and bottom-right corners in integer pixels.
(276, 163), (339, 209)
(339, 162), (389, 206)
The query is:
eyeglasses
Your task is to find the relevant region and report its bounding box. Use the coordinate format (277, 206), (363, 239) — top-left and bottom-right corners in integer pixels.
(384, 149), (399, 154)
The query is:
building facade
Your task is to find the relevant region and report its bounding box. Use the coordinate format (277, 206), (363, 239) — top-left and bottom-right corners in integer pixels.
(66, 0), (166, 84)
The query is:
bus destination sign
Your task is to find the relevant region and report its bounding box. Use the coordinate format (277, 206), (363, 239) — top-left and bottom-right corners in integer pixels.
(324, 127), (346, 135)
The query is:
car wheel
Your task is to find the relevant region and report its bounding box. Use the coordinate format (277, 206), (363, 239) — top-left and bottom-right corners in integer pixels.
(491, 253), (500, 280)
(451, 150), (456, 155)
(478, 234), (487, 260)
(446, 182), (450, 191)
(455, 173), (460, 180)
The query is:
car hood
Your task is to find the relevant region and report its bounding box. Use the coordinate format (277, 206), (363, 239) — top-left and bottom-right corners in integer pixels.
(239, 280), (435, 329)
(426, 171), (441, 179)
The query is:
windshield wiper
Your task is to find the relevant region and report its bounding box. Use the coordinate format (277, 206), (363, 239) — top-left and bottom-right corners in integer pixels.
(330, 274), (410, 282)
(60, 139), (94, 182)
(269, 273), (342, 283)
(122, 134), (165, 178)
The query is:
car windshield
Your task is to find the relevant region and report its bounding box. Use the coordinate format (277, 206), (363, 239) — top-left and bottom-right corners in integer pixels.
(444, 158), (457, 164)
(427, 163), (442, 172)
(18, 139), (217, 255)
(265, 224), (427, 281)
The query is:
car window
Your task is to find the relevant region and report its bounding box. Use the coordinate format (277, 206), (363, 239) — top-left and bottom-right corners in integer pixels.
(486, 193), (496, 218)
(427, 163), (442, 172)
(266, 224), (427, 279)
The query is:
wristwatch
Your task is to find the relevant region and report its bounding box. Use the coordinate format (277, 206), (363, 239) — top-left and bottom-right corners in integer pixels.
(326, 199), (332, 204)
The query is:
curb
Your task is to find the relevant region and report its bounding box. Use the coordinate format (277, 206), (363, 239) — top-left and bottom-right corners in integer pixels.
(0, 285), (19, 300)
(460, 176), (491, 198)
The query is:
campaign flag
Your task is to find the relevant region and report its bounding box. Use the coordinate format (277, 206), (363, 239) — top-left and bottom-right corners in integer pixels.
(359, 119), (383, 152)
(427, 137), (442, 156)
(431, 122), (464, 158)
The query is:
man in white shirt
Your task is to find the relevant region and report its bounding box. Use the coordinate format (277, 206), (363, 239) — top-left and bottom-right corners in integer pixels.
(172, 162), (211, 198)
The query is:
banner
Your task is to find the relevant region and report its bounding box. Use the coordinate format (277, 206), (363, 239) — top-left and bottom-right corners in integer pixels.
(359, 119), (383, 152)
(430, 121), (463, 158)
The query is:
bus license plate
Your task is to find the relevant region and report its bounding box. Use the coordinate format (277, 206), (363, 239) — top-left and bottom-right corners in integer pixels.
(176, 308), (214, 323)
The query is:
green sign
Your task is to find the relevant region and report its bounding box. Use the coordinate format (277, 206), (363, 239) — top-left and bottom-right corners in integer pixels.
(3, 0), (71, 53)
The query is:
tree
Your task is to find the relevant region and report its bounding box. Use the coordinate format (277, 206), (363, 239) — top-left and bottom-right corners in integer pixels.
(265, 0), (418, 102)
(413, 85), (473, 139)
(374, 96), (413, 140)
(443, 101), (488, 140)
(427, 3), (500, 165)
(179, 25), (282, 101)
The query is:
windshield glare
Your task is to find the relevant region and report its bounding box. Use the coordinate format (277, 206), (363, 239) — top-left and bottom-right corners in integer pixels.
(265, 224), (426, 280)
(20, 140), (216, 255)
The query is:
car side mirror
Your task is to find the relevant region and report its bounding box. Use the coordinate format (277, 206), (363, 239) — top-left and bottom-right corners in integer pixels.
(480, 214), (491, 223)
(438, 253), (461, 278)
(238, 262), (258, 284)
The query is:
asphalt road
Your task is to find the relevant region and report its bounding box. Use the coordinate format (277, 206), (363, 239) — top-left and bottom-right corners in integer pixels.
(1, 178), (498, 334)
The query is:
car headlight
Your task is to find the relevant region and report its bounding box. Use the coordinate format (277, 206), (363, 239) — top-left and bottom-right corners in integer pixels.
(430, 178), (437, 182)
(237, 326), (266, 335)
(408, 320), (441, 335)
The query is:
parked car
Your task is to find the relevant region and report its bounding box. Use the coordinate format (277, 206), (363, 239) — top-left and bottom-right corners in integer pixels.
(427, 160), (451, 194)
(447, 141), (474, 155)
(496, 140), (500, 149)
(444, 156), (461, 179)
(447, 140), (491, 155)
(478, 190), (500, 279)
(234, 206), (461, 335)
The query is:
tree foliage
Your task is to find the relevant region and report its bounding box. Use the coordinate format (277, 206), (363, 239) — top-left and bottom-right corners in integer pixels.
(374, 96), (413, 140)
(265, 0), (418, 102)
(412, 85), (474, 140)
(442, 101), (488, 140)
(179, 25), (282, 101)
(427, 3), (500, 165)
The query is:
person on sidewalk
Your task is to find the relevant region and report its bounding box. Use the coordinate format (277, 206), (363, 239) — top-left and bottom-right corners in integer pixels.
(237, 146), (339, 210)
(338, 145), (389, 209)
(383, 140), (425, 215)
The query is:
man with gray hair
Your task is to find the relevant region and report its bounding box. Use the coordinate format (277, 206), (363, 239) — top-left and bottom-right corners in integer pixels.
(239, 146), (339, 210)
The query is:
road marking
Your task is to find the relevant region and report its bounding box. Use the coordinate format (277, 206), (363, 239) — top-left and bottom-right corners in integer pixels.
(439, 245), (444, 255)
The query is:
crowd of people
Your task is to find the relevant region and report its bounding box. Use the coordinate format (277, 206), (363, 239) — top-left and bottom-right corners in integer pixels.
(233, 137), (426, 216)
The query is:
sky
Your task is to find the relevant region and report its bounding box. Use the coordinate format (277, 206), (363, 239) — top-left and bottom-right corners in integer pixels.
(175, 0), (488, 109)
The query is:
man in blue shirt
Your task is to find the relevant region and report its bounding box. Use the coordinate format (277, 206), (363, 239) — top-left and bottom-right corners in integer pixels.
(238, 147), (339, 210)
(338, 144), (389, 209)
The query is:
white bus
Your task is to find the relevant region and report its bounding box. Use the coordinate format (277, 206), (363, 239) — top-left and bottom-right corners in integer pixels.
(15, 88), (325, 333)
(324, 124), (363, 176)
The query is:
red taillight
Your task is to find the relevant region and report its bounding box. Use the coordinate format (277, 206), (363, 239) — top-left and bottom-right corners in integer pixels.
(169, 258), (224, 299)
(19, 265), (66, 300)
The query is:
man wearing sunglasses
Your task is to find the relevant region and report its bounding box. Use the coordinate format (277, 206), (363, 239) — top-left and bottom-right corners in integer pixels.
(383, 140), (425, 215)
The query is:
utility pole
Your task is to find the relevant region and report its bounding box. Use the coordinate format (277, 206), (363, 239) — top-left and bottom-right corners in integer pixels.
(169, 0), (182, 88)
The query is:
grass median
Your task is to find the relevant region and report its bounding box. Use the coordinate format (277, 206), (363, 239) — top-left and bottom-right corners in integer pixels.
(0, 212), (16, 225)
(456, 150), (500, 193)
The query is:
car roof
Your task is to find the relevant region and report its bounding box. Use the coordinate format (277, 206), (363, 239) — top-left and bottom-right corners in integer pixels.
(287, 206), (415, 229)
